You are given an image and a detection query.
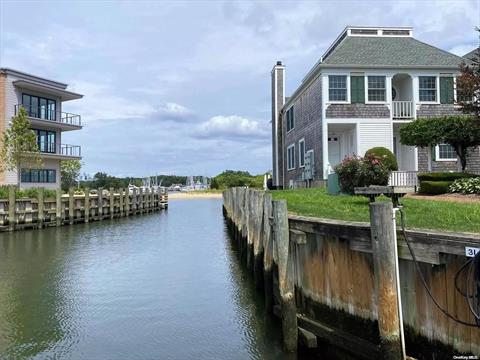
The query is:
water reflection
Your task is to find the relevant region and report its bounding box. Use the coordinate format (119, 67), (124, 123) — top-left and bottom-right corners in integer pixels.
(0, 199), (295, 359)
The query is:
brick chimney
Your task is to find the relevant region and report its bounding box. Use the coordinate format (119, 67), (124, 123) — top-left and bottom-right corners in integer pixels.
(271, 61), (285, 188)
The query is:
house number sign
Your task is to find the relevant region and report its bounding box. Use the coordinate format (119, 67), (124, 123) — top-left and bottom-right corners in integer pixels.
(465, 247), (480, 257)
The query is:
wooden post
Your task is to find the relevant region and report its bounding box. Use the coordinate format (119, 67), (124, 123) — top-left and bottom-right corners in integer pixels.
(68, 188), (75, 225)
(139, 188), (144, 214)
(110, 187), (115, 219)
(84, 188), (90, 223)
(8, 185), (15, 231)
(263, 192), (274, 311)
(246, 189), (254, 272)
(119, 188), (124, 217)
(125, 188), (130, 216)
(98, 188), (103, 220)
(37, 187), (44, 229)
(369, 202), (404, 360)
(273, 199), (297, 352)
(253, 191), (265, 288)
(56, 189), (62, 226)
(132, 188), (137, 215)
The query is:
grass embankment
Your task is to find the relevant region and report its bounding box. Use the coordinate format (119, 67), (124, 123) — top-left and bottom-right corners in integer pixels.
(271, 188), (480, 234)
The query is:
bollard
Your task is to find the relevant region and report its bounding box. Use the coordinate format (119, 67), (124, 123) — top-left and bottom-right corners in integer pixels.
(273, 199), (298, 352)
(369, 202), (405, 360)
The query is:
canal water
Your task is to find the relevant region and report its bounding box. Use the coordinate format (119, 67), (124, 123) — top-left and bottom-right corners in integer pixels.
(0, 198), (301, 360)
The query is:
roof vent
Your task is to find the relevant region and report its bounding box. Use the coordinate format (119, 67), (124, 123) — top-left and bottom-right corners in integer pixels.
(351, 29), (378, 35)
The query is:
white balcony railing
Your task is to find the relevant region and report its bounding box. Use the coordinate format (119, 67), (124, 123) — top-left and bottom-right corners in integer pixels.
(392, 101), (414, 120)
(388, 171), (418, 188)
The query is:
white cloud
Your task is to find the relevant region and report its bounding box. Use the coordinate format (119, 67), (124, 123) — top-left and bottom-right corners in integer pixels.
(197, 115), (269, 138)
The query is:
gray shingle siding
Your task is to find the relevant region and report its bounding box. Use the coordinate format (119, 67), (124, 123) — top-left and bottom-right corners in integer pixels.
(417, 147), (480, 174)
(416, 104), (461, 118)
(326, 104), (390, 118)
(283, 75), (323, 188)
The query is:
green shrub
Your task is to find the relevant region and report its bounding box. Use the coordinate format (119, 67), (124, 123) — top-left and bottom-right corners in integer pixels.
(335, 155), (390, 194)
(364, 147), (398, 171)
(211, 170), (264, 190)
(417, 172), (478, 182)
(419, 181), (452, 195)
(449, 177), (480, 194)
(0, 186), (57, 199)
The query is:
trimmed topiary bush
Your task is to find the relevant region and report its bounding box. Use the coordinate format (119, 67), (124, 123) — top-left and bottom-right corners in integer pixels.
(449, 177), (480, 194)
(364, 147), (398, 171)
(419, 181), (452, 195)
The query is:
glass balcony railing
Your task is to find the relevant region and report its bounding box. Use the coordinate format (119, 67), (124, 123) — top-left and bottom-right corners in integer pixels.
(35, 142), (82, 158)
(15, 104), (82, 127)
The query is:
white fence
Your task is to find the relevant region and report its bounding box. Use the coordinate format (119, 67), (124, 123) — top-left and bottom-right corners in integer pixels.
(388, 170), (419, 188)
(392, 101), (413, 120)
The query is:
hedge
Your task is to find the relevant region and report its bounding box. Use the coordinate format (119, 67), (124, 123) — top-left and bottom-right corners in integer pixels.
(417, 172), (479, 182)
(419, 181), (452, 195)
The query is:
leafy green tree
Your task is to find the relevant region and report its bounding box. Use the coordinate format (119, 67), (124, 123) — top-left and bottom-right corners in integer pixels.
(400, 116), (480, 171)
(0, 107), (42, 186)
(60, 159), (82, 190)
(211, 170), (264, 190)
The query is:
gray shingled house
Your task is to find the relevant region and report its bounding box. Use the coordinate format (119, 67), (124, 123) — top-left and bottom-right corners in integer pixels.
(271, 26), (479, 189)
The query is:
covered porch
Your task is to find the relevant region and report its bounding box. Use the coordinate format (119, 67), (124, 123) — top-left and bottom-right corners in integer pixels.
(326, 123), (357, 171)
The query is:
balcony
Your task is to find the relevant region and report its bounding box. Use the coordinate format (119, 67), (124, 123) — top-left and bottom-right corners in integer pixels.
(392, 101), (414, 120)
(32, 142), (82, 160)
(15, 104), (82, 130)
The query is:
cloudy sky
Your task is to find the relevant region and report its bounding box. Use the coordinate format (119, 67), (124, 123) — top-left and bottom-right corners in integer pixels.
(0, 0), (478, 177)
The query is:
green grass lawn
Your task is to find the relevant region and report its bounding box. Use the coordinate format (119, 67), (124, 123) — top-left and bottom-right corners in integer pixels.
(271, 188), (480, 234)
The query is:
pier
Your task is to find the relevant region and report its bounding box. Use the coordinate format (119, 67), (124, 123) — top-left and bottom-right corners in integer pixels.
(223, 187), (480, 359)
(0, 186), (168, 231)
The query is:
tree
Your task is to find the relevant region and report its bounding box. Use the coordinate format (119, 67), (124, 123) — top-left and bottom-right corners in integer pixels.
(456, 29), (480, 118)
(0, 107), (42, 186)
(60, 159), (82, 190)
(400, 116), (480, 171)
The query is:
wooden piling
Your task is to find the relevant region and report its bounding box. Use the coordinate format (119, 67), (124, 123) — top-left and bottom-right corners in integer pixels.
(56, 189), (62, 226)
(369, 201), (404, 360)
(98, 188), (103, 220)
(132, 188), (137, 215)
(263, 192), (274, 311)
(69, 188), (75, 224)
(273, 199), (298, 352)
(110, 187), (115, 219)
(119, 188), (124, 216)
(37, 187), (44, 229)
(8, 185), (15, 231)
(253, 190), (265, 288)
(84, 188), (90, 223)
(125, 189), (130, 216)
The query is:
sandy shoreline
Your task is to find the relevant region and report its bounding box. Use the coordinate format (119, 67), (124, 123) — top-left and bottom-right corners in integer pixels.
(167, 192), (223, 200)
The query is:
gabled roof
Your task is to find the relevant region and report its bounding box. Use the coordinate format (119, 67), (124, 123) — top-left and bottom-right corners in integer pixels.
(321, 36), (463, 68)
(463, 48), (479, 64)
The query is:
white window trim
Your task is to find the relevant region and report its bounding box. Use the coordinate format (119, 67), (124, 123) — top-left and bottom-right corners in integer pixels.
(299, 138), (305, 168)
(418, 75), (439, 104)
(435, 144), (457, 162)
(287, 144), (296, 170)
(365, 75), (388, 104)
(327, 74), (350, 104)
(286, 106), (294, 134)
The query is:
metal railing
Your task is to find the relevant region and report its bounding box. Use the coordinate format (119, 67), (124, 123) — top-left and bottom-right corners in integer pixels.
(35, 142), (81, 157)
(388, 170), (418, 188)
(15, 104), (82, 127)
(392, 101), (414, 120)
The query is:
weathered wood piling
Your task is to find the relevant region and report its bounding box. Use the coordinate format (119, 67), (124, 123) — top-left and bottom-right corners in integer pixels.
(0, 186), (168, 232)
(223, 187), (480, 359)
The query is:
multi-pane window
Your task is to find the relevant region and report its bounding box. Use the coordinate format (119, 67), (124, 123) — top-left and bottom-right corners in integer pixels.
(367, 76), (386, 101)
(329, 75), (347, 101)
(437, 144), (456, 160)
(33, 129), (56, 153)
(299, 139), (305, 167)
(21, 169), (56, 183)
(419, 76), (437, 102)
(22, 94), (56, 120)
(287, 144), (295, 170)
(286, 106), (294, 132)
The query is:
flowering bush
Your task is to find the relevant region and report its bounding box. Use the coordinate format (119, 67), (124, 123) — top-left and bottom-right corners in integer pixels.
(334, 154), (390, 194)
(449, 177), (480, 194)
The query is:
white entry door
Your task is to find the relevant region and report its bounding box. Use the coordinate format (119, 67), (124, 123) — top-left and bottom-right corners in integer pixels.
(328, 136), (341, 166)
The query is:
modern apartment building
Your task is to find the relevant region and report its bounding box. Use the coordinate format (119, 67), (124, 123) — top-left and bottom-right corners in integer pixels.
(0, 68), (83, 189)
(271, 26), (479, 189)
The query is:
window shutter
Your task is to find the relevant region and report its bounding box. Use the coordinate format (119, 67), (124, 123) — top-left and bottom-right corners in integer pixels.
(351, 76), (365, 103)
(431, 145), (436, 161)
(440, 77), (454, 104)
